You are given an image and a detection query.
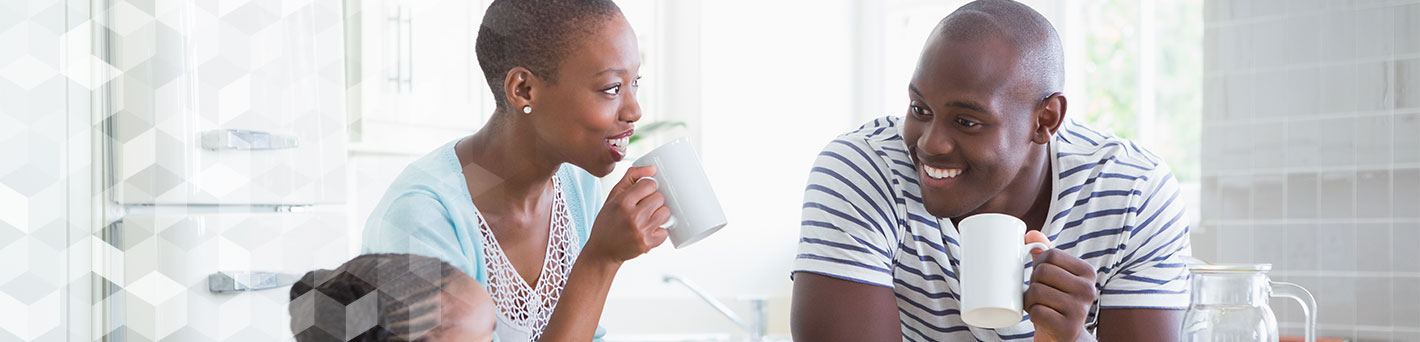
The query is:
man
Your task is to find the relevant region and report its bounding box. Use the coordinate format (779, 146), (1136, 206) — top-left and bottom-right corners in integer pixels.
(790, 1), (1191, 341)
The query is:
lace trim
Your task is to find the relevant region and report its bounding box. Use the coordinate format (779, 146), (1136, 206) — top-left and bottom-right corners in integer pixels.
(478, 177), (580, 341)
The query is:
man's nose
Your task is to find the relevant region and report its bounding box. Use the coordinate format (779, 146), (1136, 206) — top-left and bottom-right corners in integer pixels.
(918, 122), (956, 156)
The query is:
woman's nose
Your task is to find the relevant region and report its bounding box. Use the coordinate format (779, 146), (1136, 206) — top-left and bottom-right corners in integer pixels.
(620, 93), (642, 123)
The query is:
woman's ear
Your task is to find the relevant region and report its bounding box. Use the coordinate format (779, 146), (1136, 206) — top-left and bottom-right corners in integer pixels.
(1032, 92), (1067, 144)
(503, 67), (537, 111)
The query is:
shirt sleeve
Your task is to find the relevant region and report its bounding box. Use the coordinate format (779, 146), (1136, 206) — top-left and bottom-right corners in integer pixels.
(791, 138), (900, 288)
(1099, 165), (1192, 309)
(361, 191), (482, 283)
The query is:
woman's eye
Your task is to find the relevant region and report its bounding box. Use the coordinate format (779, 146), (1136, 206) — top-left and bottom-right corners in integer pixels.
(602, 85), (621, 95)
(956, 118), (979, 127)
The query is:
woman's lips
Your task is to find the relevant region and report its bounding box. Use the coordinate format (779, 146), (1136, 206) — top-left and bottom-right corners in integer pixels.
(606, 129), (633, 161)
(607, 136), (629, 160)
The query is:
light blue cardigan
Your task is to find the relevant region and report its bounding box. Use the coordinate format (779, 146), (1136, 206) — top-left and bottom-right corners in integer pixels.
(361, 138), (602, 286)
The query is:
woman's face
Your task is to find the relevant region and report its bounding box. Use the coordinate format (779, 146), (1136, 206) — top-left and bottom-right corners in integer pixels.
(528, 14), (642, 177)
(428, 276), (496, 342)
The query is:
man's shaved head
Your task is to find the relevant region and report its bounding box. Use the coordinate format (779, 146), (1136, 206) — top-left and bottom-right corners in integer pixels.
(902, 0), (1069, 221)
(930, 0), (1064, 101)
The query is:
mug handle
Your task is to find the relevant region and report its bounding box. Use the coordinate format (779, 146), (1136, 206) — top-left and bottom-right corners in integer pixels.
(1020, 242), (1051, 292)
(635, 176), (676, 229)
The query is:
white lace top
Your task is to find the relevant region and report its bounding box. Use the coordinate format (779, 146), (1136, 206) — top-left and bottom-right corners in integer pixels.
(478, 177), (580, 342)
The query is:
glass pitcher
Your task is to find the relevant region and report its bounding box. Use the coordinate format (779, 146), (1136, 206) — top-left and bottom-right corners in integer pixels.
(1179, 264), (1316, 342)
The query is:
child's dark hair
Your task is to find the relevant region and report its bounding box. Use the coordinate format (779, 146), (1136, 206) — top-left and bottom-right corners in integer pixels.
(288, 253), (468, 342)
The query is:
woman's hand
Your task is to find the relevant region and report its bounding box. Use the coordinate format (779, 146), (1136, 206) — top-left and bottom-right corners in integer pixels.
(582, 165), (672, 265)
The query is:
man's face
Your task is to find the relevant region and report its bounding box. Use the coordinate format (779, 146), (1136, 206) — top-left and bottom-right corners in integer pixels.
(903, 35), (1040, 220)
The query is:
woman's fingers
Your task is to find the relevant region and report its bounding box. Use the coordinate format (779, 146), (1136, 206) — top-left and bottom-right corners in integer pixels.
(617, 177), (660, 211)
(610, 165), (657, 196)
(645, 227), (670, 247)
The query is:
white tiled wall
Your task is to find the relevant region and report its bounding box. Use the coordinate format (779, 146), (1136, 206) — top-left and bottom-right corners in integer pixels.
(1199, 1), (1420, 340)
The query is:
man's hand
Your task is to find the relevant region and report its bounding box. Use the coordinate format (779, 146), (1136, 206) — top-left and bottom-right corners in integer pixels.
(1024, 230), (1097, 342)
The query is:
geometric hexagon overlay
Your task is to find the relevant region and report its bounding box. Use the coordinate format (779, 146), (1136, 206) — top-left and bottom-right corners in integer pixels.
(7, 0), (352, 340)
(2, 0), (86, 340)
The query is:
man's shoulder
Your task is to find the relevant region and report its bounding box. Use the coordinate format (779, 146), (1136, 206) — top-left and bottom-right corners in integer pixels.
(810, 116), (915, 190)
(1054, 119), (1172, 182)
(817, 116), (912, 164)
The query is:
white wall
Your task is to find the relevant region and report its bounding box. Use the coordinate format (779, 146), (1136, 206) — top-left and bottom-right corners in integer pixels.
(597, 0), (859, 338)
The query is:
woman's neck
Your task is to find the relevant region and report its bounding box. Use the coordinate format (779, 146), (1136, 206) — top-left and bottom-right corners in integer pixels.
(456, 112), (562, 214)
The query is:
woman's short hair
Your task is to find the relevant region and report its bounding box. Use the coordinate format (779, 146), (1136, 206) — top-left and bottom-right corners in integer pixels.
(288, 253), (468, 342)
(474, 0), (623, 110)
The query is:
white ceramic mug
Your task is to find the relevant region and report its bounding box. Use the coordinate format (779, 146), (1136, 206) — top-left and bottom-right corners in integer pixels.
(631, 138), (728, 248)
(958, 213), (1051, 329)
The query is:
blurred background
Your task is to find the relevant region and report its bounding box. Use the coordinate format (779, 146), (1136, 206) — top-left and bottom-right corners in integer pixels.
(1, 0), (1418, 341)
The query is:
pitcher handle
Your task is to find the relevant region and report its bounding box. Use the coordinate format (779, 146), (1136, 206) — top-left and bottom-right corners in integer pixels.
(1271, 281), (1316, 342)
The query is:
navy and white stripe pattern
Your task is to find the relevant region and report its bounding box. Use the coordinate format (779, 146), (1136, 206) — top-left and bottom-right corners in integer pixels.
(793, 116), (1192, 341)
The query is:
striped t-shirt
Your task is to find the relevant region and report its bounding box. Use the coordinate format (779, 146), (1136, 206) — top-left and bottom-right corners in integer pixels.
(793, 116), (1192, 341)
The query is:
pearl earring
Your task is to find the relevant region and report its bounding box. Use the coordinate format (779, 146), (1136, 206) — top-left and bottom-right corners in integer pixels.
(522, 105), (532, 114)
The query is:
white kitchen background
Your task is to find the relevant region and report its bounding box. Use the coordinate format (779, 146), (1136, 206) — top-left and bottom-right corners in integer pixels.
(1194, 0), (1420, 341)
(9, 0), (1419, 341)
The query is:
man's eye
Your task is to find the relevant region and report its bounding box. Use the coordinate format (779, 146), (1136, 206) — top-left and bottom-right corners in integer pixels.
(910, 105), (930, 117)
(956, 118), (979, 127)
(602, 85), (621, 95)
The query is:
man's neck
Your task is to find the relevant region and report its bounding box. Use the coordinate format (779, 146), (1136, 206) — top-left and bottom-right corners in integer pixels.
(954, 144), (1054, 230)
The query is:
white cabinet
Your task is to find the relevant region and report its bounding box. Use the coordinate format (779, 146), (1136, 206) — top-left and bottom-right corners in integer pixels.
(114, 212), (350, 341)
(109, 0), (348, 206)
(349, 0), (494, 151)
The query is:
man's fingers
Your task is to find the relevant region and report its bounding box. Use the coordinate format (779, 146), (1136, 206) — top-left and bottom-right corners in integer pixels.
(1025, 230), (1052, 257)
(1026, 303), (1069, 341)
(1030, 263), (1095, 302)
(1034, 249), (1097, 278)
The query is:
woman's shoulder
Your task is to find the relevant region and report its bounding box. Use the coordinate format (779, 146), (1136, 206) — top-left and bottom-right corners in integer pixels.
(362, 139), (485, 280)
(385, 139), (470, 200)
(364, 139), (475, 235)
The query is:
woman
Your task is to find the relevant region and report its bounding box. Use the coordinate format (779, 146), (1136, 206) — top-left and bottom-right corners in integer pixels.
(362, 0), (670, 340)
(289, 253), (496, 342)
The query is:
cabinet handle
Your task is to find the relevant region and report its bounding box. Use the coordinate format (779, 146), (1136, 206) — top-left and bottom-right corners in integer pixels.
(201, 129), (299, 150)
(400, 6), (413, 92)
(208, 271), (301, 293)
(386, 4), (402, 91)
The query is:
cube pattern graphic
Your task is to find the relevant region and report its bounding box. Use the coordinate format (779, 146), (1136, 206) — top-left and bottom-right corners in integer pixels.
(1, 0), (91, 340)
(2, 0), (352, 341)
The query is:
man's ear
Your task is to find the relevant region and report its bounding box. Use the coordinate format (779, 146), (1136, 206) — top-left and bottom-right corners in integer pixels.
(1033, 92), (1067, 144)
(503, 67), (537, 111)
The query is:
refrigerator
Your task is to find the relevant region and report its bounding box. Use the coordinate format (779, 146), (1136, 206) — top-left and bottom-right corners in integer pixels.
(99, 0), (352, 340)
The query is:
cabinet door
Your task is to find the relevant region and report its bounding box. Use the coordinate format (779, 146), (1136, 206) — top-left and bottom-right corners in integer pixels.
(354, 0), (487, 132)
(113, 212), (350, 341)
(111, 0), (347, 205)
(351, 0), (403, 128)
(406, 0), (482, 128)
